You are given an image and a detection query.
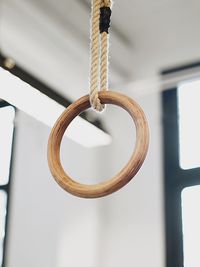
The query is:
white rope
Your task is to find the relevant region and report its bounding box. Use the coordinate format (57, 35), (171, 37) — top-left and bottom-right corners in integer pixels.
(89, 0), (112, 112)
(100, 31), (109, 91)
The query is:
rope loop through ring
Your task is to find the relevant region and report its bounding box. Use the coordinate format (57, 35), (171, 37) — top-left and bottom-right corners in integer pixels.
(48, 91), (149, 198)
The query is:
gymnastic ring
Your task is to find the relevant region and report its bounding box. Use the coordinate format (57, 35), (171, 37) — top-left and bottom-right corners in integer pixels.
(48, 91), (149, 198)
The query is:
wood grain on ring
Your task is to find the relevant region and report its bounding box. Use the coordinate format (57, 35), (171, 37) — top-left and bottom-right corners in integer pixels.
(48, 91), (149, 198)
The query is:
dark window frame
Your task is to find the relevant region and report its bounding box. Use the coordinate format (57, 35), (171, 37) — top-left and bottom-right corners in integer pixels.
(162, 86), (200, 267)
(0, 101), (15, 267)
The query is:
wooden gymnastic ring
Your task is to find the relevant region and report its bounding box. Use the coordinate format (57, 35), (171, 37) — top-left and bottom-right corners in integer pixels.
(48, 91), (149, 198)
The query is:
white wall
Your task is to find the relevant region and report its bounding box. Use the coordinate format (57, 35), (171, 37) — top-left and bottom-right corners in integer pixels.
(6, 111), (102, 267)
(5, 91), (165, 267)
(96, 92), (165, 267)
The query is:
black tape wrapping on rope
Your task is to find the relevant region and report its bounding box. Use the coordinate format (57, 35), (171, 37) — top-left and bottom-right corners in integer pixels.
(99, 7), (112, 33)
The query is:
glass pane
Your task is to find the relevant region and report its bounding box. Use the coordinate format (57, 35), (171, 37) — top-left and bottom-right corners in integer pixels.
(0, 191), (7, 267)
(178, 79), (200, 169)
(182, 186), (200, 267)
(0, 106), (15, 185)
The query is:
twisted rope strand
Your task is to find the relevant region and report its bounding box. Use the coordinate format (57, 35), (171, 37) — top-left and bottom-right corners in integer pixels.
(90, 0), (103, 111)
(101, 0), (111, 7)
(100, 0), (111, 91)
(90, 0), (111, 111)
(100, 31), (109, 91)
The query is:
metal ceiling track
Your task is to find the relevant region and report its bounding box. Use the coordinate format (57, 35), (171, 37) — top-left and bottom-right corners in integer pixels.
(0, 52), (106, 132)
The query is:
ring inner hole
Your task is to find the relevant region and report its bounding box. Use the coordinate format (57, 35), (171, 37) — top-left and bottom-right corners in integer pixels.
(60, 105), (136, 185)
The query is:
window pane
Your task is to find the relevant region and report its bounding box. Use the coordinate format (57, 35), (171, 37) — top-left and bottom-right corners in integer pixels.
(178, 80), (200, 169)
(0, 106), (15, 185)
(178, 79), (200, 169)
(182, 186), (200, 267)
(0, 191), (7, 267)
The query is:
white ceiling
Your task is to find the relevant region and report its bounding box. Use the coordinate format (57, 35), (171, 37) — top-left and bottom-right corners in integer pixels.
(1, 0), (200, 100)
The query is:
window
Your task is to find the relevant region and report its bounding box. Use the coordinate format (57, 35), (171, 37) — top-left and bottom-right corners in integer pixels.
(0, 192), (7, 267)
(182, 186), (200, 267)
(163, 78), (200, 267)
(0, 103), (15, 267)
(178, 79), (200, 169)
